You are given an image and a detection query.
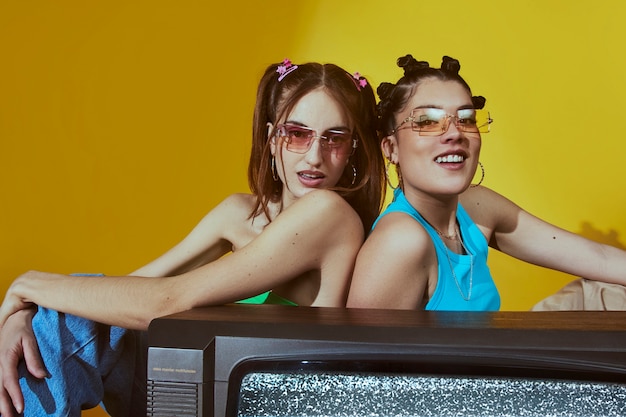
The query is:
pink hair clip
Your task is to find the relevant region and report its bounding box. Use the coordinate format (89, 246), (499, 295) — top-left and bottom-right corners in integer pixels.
(276, 58), (298, 81)
(351, 72), (368, 91)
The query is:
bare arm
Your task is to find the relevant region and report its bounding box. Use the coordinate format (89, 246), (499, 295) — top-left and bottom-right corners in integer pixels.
(129, 194), (244, 278)
(347, 212), (435, 309)
(0, 190), (363, 330)
(462, 186), (626, 285)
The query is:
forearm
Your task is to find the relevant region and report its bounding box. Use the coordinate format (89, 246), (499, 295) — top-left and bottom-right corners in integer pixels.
(502, 236), (626, 288)
(584, 243), (626, 286)
(6, 271), (179, 330)
(3, 242), (305, 331)
(5, 256), (287, 331)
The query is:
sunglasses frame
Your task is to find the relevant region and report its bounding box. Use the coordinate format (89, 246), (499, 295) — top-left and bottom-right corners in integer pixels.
(390, 108), (493, 137)
(275, 124), (358, 156)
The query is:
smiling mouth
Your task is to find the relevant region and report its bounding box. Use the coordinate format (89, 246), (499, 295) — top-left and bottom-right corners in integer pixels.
(435, 154), (465, 163)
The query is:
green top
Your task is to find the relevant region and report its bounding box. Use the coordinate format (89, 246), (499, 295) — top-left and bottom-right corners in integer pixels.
(236, 291), (298, 306)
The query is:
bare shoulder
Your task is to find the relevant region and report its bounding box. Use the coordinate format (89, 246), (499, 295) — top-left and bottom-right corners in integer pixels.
(217, 193), (256, 213)
(203, 193), (255, 224)
(460, 185), (530, 243)
(262, 190), (365, 259)
(350, 209), (436, 309)
(460, 185), (520, 220)
(461, 185), (524, 208)
(191, 193), (257, 243)
(459, 184), (500, 208)
(368, 211), (434, 258)
(284, 190), (363, 230)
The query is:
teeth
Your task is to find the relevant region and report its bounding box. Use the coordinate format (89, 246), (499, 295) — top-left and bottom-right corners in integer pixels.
(436, 155), (465, 163)
(300, 173), (322, 179)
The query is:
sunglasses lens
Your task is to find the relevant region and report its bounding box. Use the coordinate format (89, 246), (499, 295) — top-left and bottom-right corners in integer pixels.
(411, 108), (447, 135)
(456, 109), (480, 133)
(281, 126), (313, 153)
(324, 131), (353, 155)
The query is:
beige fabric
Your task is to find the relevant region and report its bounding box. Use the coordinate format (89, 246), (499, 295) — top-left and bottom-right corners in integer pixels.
(532, 278), (626, 311)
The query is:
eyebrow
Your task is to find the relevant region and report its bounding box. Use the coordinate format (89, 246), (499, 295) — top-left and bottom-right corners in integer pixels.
(284, 120), (352, 132)
(412, 104), (475, 111)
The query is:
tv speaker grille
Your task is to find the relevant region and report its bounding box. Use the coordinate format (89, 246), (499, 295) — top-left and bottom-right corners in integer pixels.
(147, 380), (199, 417)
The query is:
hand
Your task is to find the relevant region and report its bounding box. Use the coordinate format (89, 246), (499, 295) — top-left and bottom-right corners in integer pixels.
(0, 308), (47, 417)
(0, 272), (38, 329)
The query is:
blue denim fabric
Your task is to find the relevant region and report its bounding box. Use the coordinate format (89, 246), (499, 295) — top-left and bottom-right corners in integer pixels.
(17, 307), (146, 417)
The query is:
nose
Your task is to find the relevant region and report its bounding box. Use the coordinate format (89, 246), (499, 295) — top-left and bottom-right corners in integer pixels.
(440, 116), (464, 142)
(304, 136), (324, 165)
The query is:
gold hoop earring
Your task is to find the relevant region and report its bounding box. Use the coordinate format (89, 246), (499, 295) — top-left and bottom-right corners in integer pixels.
(385, 161), (400, 190)
(271, 156), (279, 181)
(470, 161), (484, 187)
(351, 164), (357, 185)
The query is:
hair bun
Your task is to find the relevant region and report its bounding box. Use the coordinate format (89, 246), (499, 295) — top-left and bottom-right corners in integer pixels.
(396, 54), (414, 68)
(472, 95), (486, 109)
(441, 56), (461, 75)
(397, 54), (430, 76)
(376, 82), (395, 102)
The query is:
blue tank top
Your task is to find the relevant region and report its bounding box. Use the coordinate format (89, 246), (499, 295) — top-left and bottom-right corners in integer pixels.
(374, 188), (500, 311)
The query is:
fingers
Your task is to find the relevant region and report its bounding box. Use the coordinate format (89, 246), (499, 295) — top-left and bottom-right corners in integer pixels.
(0, 371), (23, 416)
(23, 335), (48, 380)
(0, 390), (20, 417)
(0, 343), (24, 416)
(0, 308), (44, 416)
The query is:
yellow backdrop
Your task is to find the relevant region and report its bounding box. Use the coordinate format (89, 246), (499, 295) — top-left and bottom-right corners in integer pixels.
(1, 1), (626, 415)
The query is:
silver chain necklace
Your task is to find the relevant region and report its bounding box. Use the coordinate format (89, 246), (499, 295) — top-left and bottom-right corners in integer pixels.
(437, 227), (473, 301)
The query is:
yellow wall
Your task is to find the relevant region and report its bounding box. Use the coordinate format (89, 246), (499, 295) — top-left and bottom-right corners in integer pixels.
(2, 2), (626, 414)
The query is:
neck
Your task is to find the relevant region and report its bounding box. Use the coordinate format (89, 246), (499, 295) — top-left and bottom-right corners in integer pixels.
(401, 187), (460, 237)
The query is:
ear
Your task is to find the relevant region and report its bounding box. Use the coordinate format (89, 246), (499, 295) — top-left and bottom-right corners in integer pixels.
(381, 135), (399, 164)
(268, 122), (276, 156)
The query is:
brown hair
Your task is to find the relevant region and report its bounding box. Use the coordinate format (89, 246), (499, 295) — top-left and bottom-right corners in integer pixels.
(248, 61), (385, 232)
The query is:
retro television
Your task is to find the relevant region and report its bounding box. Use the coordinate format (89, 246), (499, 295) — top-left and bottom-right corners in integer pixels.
(147, 305), (626, 417)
